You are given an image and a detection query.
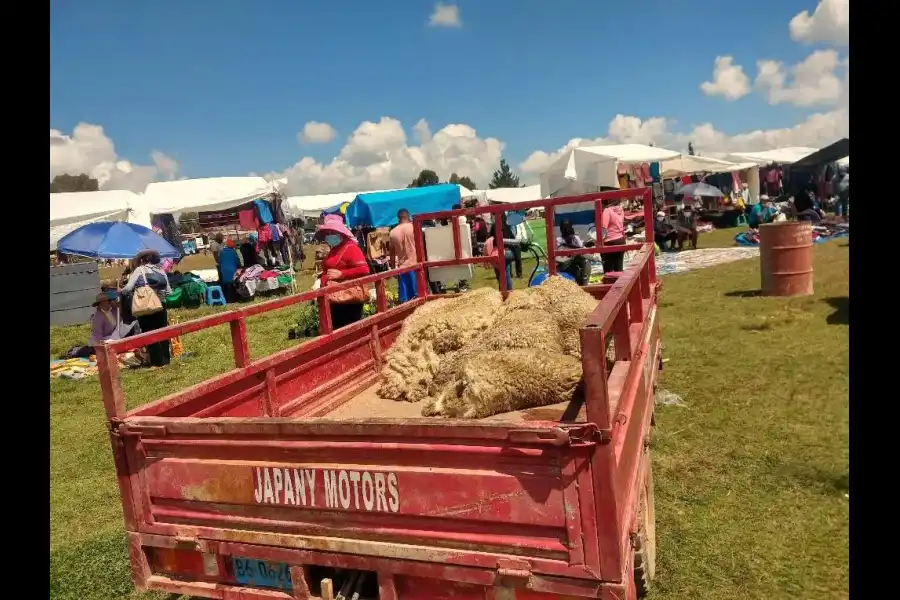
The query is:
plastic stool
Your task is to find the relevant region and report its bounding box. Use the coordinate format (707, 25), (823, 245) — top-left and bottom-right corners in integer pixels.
(205, 285), (227, 306)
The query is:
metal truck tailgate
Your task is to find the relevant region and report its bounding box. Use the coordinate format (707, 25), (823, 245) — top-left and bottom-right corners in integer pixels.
(124, 418), (604, 580)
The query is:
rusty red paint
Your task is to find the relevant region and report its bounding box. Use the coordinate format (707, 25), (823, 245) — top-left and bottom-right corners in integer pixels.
(98, 190), (659, 600)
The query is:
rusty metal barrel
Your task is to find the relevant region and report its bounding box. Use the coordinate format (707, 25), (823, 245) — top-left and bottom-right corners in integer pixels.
(759, 222), (814, 297)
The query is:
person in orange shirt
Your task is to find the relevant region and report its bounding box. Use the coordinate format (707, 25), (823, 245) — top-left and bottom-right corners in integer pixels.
(389, 208), (419, 303)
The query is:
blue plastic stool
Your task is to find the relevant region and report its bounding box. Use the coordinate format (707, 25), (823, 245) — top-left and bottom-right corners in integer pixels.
(736, 213), (749, 227)
(205, 285), (227, 306)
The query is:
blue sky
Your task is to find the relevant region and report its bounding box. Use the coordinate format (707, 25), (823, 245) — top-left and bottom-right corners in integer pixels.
(50, 0), (848, 192)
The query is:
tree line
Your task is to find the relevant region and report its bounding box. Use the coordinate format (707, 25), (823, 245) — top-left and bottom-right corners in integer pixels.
(408, 158), (522, 190)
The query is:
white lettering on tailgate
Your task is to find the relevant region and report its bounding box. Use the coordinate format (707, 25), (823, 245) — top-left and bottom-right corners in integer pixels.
(254, 467), (399, 513)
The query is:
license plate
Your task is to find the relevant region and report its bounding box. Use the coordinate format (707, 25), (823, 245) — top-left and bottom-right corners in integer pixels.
(232, 557), (293, 590)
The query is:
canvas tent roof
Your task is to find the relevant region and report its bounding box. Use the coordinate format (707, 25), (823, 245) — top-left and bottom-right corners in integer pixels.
(346, 184), (462, 228)
(540, 144), (682, 197)
(791, 138), (849, 169)
(283, 191), (376, 220)
(283, 185), (475, 220)
(50, 190), (141, 227)
(725, 147), (818, 165)
(142, 177), (282, 215)
(50, 190), (153, 251)
(659, 155), (758, 177)
(475, 184), (543, 204)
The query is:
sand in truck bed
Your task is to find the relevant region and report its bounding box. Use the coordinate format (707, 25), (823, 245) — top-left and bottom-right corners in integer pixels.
(325, 383), (587, 423)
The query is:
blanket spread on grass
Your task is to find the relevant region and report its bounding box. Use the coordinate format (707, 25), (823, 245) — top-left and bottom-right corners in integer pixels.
(649, 247), (761, 276)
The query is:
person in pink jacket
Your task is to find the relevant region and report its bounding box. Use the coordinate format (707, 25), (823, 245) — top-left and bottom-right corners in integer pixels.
(600, 199), (627, 275)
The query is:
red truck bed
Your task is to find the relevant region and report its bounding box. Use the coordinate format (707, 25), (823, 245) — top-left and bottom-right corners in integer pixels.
(95, 190), (662, 600)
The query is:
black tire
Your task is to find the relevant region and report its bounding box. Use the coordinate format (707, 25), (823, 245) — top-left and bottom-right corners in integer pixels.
(634, 456), (656, 599)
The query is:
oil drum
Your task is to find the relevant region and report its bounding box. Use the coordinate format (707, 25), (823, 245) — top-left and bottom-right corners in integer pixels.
(759, 222), (814, 297)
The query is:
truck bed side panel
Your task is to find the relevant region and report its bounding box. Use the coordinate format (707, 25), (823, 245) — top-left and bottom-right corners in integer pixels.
(131, 425), (599, 579)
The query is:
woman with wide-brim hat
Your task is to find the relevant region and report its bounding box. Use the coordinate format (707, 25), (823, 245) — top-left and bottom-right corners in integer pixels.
(122, 248), (173, 367)
(314, 214), (371, 330)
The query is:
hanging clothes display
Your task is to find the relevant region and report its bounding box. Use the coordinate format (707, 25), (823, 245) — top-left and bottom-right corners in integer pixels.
(151, 214), (182, 251)
(254, 199), (274, 224)
(637, 163), (652, 187)
(198, 208), (243, 229)
(238, 210), (256, 230)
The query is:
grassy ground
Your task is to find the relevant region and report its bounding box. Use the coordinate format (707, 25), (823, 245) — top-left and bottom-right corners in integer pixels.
(49, 228), (848, 600)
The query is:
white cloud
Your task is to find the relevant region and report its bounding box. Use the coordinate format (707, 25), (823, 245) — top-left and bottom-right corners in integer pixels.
(267, 117), (503, 195)
(299, 121), (337, 144)
(699, 1), (850, 110)
(49, 123), (178, 192)
(428, 3), (462, 28)
(755, 49), (846, 107)
(790, 0), (849, 46)
(700, 56), (751, 100)
(55, 108), (850, 198)
(519, 108), (848, 176)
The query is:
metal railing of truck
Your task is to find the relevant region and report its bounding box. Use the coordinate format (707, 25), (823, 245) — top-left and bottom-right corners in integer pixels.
(95, 187), (657, 425)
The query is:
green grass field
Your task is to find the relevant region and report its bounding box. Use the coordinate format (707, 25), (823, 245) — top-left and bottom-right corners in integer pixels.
(50, 229), (848, 600)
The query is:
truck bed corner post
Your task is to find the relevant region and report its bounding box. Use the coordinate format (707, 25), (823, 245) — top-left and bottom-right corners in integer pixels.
(96, 341), (125, 419)
(579, 325), (624, 580)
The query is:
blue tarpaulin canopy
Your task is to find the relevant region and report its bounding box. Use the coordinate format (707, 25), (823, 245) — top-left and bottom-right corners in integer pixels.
(346, 184), (462, 228)
(57, 221), (182, 259)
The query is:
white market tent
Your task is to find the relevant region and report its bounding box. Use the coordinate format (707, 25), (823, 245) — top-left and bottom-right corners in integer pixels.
(659, 155), (756, 177)
(660, 155), (762, 204)
(49, 190), (151, 251)
(474, 184), (543, 204)
(539, 144), (682, 198)
(725, 147), (818, 165)
(50, 190), (137, 227)
(456, 185), (477, 199)
(283, 189), (399, 220)
(142, 177), (283, 215)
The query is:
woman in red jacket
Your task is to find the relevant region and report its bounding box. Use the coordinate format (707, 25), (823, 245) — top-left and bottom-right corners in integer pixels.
(314, 214), (371, 329)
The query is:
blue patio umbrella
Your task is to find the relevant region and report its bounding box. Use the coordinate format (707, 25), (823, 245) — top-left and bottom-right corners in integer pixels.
(674, 182), (725, 198)
(57, 221), (182, 259)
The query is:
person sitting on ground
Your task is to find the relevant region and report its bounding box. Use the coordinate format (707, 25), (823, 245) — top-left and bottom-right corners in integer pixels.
(792, 191), (823, 223)
(674, 204), (699, 251)
(748, 196), (777, 228)
(88, 290), (139, 347)
(556, 219), (590, 285)
(653, 211), (677, 251)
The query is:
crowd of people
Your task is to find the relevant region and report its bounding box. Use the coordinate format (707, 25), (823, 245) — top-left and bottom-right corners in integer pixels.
(68, 224), (310, 368)
(72, 174), (851, 362)
(209, 227), (306, 302)
(653, 204), (699, 252)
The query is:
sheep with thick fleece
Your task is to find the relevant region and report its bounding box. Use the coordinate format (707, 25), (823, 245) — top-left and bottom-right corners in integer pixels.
(379, 277), (600, 418)
(422, 278), (598, 419)
(377, 288), (503, 402)
(424, 309), (563, 402)
(525, 276), (600, 357)
(425, 349), (584, 419)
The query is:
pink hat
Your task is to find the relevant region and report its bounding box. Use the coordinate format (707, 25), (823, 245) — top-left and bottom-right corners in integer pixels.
(313, 213), (354, 242)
